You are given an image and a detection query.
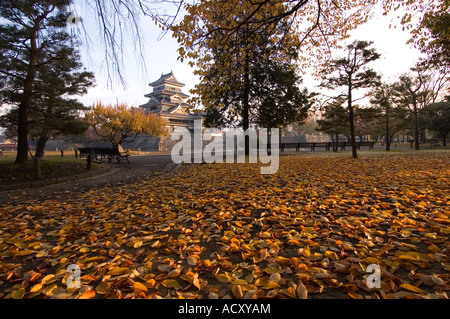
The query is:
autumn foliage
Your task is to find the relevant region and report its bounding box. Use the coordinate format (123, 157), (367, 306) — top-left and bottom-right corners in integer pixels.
(85, 102), (168, 148)
(0, 151), (449, 299)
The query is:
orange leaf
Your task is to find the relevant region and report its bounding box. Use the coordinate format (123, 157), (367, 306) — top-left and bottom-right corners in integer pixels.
(79, 290), (96, 299)
(134, 282), (148, 292)
(348, 292), (363, 299)
(30, 284), (44, 293)
(399, 283), (425, 294)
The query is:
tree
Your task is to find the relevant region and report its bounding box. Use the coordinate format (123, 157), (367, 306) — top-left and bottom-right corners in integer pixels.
(176, 2), (312, 155)
(422, 97), (450, 146)
(85, 102), (168, 148)
(0, 23), (94, 158)
(320, 40), (381, 158)
(316, 97), (349, 151)
(0, 1), (72, 164)
(53, 1), (444, 88)
(253, 65), (314, 130)
(406, 1), (450, 70)
(370, 83), (410, 151)
(391, 67), (428, 150)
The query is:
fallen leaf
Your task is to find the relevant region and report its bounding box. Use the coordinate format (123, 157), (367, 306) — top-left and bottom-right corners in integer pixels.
(262, 281), (280, 290)
(399, 283), (425, 294)
(78, 290), (96, 299)
(161, 279), (181, 288)
(215, 273), (232, 283)
(134, 282), (148, 292)
(12, 288), (25, 299)
(297, 281), (308, 299)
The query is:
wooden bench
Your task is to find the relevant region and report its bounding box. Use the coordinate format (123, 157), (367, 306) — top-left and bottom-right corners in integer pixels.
(280, 141), (375, 152)
(77, 147), (130, 164)
(357, 141), (375, 150)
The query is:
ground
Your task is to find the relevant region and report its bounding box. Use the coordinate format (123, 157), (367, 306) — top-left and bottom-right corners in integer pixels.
(0, 150), (448, 299)
(0, 151), (104, 185)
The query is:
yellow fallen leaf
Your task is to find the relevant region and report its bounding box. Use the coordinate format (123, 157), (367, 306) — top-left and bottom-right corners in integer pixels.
(41, 274), (56, 285)
(232, 284), (244, 299)
(133, 239), (143, 248)
(363, 257), (380, 264)
(107, 267), (129, 276)
(95, 282), (111, 294)
(276, 256), (291, 266)
(79, 247), (90, 253)
(325, 251), (339, 261)
(399, 283), (425, 294)
(161, 279), (181, 288)
(134, 282), (148, 292)
(397, 255), (417, 261)
(215, 273), (231, 283)
(231, 279), (248, 285)
(167, 268), (182, 278)
(203, 259), (211, 267)
(192, 273), (202, 290)
(15, 249), (35, 257)
(12, 288), (25, 299)
(262, 281), (281, 290)
(30, 284), (44, 293)
(283, 287), (297, 298)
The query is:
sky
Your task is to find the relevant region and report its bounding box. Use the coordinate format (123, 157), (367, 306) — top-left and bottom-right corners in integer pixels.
(75, 4), (426, 109)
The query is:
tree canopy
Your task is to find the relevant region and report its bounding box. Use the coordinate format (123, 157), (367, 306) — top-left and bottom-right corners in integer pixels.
(0, 0), (86, 163)
(85, 102), (168, 148)
(319, 40), (381, 158)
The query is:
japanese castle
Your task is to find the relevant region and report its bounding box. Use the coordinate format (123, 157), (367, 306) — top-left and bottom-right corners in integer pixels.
(140, 71), (202, 130)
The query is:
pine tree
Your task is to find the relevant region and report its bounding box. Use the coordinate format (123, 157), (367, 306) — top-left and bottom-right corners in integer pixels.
(0, 1), (87, 163)
(320, 40), (381, 158)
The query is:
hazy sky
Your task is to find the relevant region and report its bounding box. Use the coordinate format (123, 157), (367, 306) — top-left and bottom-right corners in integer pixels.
(76, 5), (426, 109)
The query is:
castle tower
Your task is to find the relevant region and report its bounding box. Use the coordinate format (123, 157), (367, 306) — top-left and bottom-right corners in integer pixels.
(140, 71), (202, 130)
(140, 71), (203, 150)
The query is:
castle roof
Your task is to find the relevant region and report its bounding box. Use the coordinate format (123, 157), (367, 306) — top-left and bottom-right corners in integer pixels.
(148, 71), (185, 87)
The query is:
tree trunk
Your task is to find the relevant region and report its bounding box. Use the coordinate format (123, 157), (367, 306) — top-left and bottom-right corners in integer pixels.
(333, 133), (339, 152)
(348, 82), (358, 159)
(413, 100), (420, 150)
(34, 157), (42, 180)
(242, 53), (251, 157)
(35, 135), (49, 158)
(442, 133), (448, 146)
(385, 110), (390, 151)
(15, 24), (39, 164)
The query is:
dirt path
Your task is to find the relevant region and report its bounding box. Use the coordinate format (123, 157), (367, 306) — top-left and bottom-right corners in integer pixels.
(0, 153), (174, 206)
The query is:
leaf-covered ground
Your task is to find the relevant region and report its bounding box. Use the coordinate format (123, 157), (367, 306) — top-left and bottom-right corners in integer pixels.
(0, 151), (449, 299)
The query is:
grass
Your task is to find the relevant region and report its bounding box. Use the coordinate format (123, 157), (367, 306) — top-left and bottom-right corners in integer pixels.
(0, 151), (104, 185)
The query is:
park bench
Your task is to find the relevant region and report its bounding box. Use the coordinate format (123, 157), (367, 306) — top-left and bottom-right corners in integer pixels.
(280, 141), (375, 152)
(357, 141), (375, 150)
(77, 146), (130, 164)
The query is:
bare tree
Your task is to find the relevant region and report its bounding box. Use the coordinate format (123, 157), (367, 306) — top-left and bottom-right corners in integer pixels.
(70, 0), (185, 87)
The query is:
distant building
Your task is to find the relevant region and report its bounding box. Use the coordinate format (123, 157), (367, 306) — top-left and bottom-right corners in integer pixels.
(140, 71), (203, 131)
